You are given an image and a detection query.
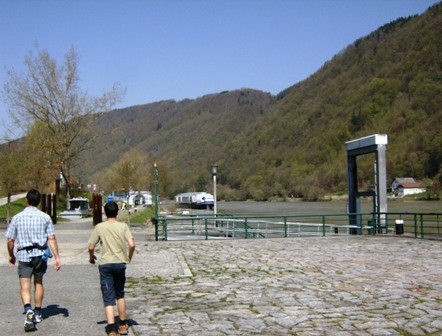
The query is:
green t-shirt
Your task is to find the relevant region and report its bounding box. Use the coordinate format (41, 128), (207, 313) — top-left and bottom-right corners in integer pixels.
(88, 220), (133, 264)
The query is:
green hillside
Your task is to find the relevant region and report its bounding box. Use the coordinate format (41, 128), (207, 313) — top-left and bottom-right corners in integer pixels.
(80, 2), (442, 201)
(223, 3), (442, 200)
(79, 89), (274, 194)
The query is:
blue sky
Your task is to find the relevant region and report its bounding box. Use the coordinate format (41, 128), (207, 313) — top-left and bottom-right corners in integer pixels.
(0, 0), (439, 140)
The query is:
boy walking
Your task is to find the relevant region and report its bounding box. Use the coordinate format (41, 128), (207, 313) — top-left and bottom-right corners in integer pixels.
(88, 201), (135, 335)
(5, 189), (61, 331)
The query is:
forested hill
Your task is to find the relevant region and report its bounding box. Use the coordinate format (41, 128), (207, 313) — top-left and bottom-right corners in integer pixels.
(84, 2), (442, 200)
(223, 2), (442, 200)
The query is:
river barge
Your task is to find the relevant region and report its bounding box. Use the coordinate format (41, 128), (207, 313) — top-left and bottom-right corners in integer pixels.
(175, 192), (214, 209)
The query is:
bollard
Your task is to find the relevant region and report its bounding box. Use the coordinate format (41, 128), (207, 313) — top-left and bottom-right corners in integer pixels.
(395, 219), (404, 235)
(92, 194), (102, 225)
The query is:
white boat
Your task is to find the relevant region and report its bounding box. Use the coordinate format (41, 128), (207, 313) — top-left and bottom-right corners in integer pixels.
(127, 192), (153, 206)
(60, 197), (91, 219)
(175, 192), (214, 209)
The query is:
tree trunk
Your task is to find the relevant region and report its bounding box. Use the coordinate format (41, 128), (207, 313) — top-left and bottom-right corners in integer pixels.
(7, 192), (11, 225)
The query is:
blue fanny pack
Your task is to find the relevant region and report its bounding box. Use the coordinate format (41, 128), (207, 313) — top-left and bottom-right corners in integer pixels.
(42, 246), (53, 261)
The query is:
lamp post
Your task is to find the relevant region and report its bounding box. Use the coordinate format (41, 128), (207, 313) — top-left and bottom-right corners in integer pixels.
(211, 164), (218, 215)
(154, 163), (159, 219)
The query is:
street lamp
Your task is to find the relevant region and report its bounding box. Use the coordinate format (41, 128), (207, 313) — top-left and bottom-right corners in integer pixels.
(211, 164), (218, 215)
(154, 163), (159, 219)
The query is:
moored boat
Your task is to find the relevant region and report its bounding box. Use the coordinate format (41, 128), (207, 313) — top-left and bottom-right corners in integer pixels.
(60, 197), (92, 218)
(175, 192), (214, 209)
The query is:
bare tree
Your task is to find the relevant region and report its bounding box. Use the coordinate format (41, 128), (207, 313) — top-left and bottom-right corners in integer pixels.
(2, 46), (125, 202)
(97, 149), (151, 195)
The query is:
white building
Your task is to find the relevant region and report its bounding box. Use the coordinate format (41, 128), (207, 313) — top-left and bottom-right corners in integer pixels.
(391, 178), (426, 197)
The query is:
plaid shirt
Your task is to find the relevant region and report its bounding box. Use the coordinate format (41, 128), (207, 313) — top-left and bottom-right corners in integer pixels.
(5, 206), (56, 262)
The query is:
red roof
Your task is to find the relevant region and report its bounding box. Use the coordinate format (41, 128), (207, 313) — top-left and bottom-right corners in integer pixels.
(398, 182), (424, 188)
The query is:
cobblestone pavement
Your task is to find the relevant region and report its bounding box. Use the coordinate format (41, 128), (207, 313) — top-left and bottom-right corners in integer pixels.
(128, 234), (442, 336)
(2, 218), (442, 335)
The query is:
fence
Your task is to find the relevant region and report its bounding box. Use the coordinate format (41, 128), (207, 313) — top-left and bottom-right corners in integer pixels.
(154, 212), (442, 241)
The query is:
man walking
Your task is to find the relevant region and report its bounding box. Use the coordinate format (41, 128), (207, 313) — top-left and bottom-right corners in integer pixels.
(5, 189), (61, 331)
(88, 201), (135, 336)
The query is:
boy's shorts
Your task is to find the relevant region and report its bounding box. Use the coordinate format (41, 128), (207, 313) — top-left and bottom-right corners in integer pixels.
(18, 257), (47, 278)
(99, 263), (127, 306)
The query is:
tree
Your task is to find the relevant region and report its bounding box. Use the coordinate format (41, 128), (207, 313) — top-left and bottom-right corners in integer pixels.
(22, 122), (62, 193)
(98, 149), (151, 195)
(150, 161), (174, 199)
(2, 46), (125, 203)
(0, 142), (25, 223)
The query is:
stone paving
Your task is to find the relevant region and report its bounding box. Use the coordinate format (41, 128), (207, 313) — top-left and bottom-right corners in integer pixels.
(128, 234), (442, 336)
(2, 217), (442, 335)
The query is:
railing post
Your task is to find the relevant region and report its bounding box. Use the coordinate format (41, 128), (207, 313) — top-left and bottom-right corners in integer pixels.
(322, 215), (326, 236)
(232, 220), (234, 238)
(244, 218), (248, 239)
(437, 214), (440, 236)
(414, 214), (417, 238)
(163, 218), (168, 241)
(284, 216), (288, 237)
(152, 217), (159, 241)
(371, 215), (375, 235)
(205, 218), (208, 240)
(420, 214), (424, 239)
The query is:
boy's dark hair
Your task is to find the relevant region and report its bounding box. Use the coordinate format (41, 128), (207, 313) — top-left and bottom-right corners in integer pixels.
(26, 189), (41, 207)
(104, 201), (119, 218)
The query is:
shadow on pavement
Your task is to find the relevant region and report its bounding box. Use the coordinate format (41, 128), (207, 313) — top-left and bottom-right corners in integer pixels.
(44, 304), (69, 319)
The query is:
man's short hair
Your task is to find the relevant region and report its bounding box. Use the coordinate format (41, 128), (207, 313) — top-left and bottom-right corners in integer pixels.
(26, 189), (41, 207)
(104, 201), (119, 218)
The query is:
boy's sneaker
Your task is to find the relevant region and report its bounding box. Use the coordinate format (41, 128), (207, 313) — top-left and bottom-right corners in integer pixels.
(119, 321), (129, 335)
(34, 313), (43, 323)
(24, 310), (35, 331)
(105, 323), (119, 336)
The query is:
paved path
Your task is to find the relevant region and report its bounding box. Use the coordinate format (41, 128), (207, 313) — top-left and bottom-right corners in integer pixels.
(0, 192), (27, 206)
(2, 218), (442, 335)
(0, 218), (105, 335)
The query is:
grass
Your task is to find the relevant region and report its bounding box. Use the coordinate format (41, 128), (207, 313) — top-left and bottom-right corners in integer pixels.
(118, 206), (155, 225)
(0, 197), (27, 219)
(0, 196), (71, 223)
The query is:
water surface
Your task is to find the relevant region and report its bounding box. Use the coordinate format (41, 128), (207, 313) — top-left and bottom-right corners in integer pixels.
(218, 199), (441, 216)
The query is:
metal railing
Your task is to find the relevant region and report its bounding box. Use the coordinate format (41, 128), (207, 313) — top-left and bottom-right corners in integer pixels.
(153, 212), (442, 241)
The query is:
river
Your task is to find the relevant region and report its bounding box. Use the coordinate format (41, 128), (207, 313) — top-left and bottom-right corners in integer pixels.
(217, 198), (441, 216)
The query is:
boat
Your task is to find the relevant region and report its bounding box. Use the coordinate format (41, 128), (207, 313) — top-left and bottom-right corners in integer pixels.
(60, 197), (92, 219)
(127, 191), (153, 206)
(175, 192), (214, 209)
